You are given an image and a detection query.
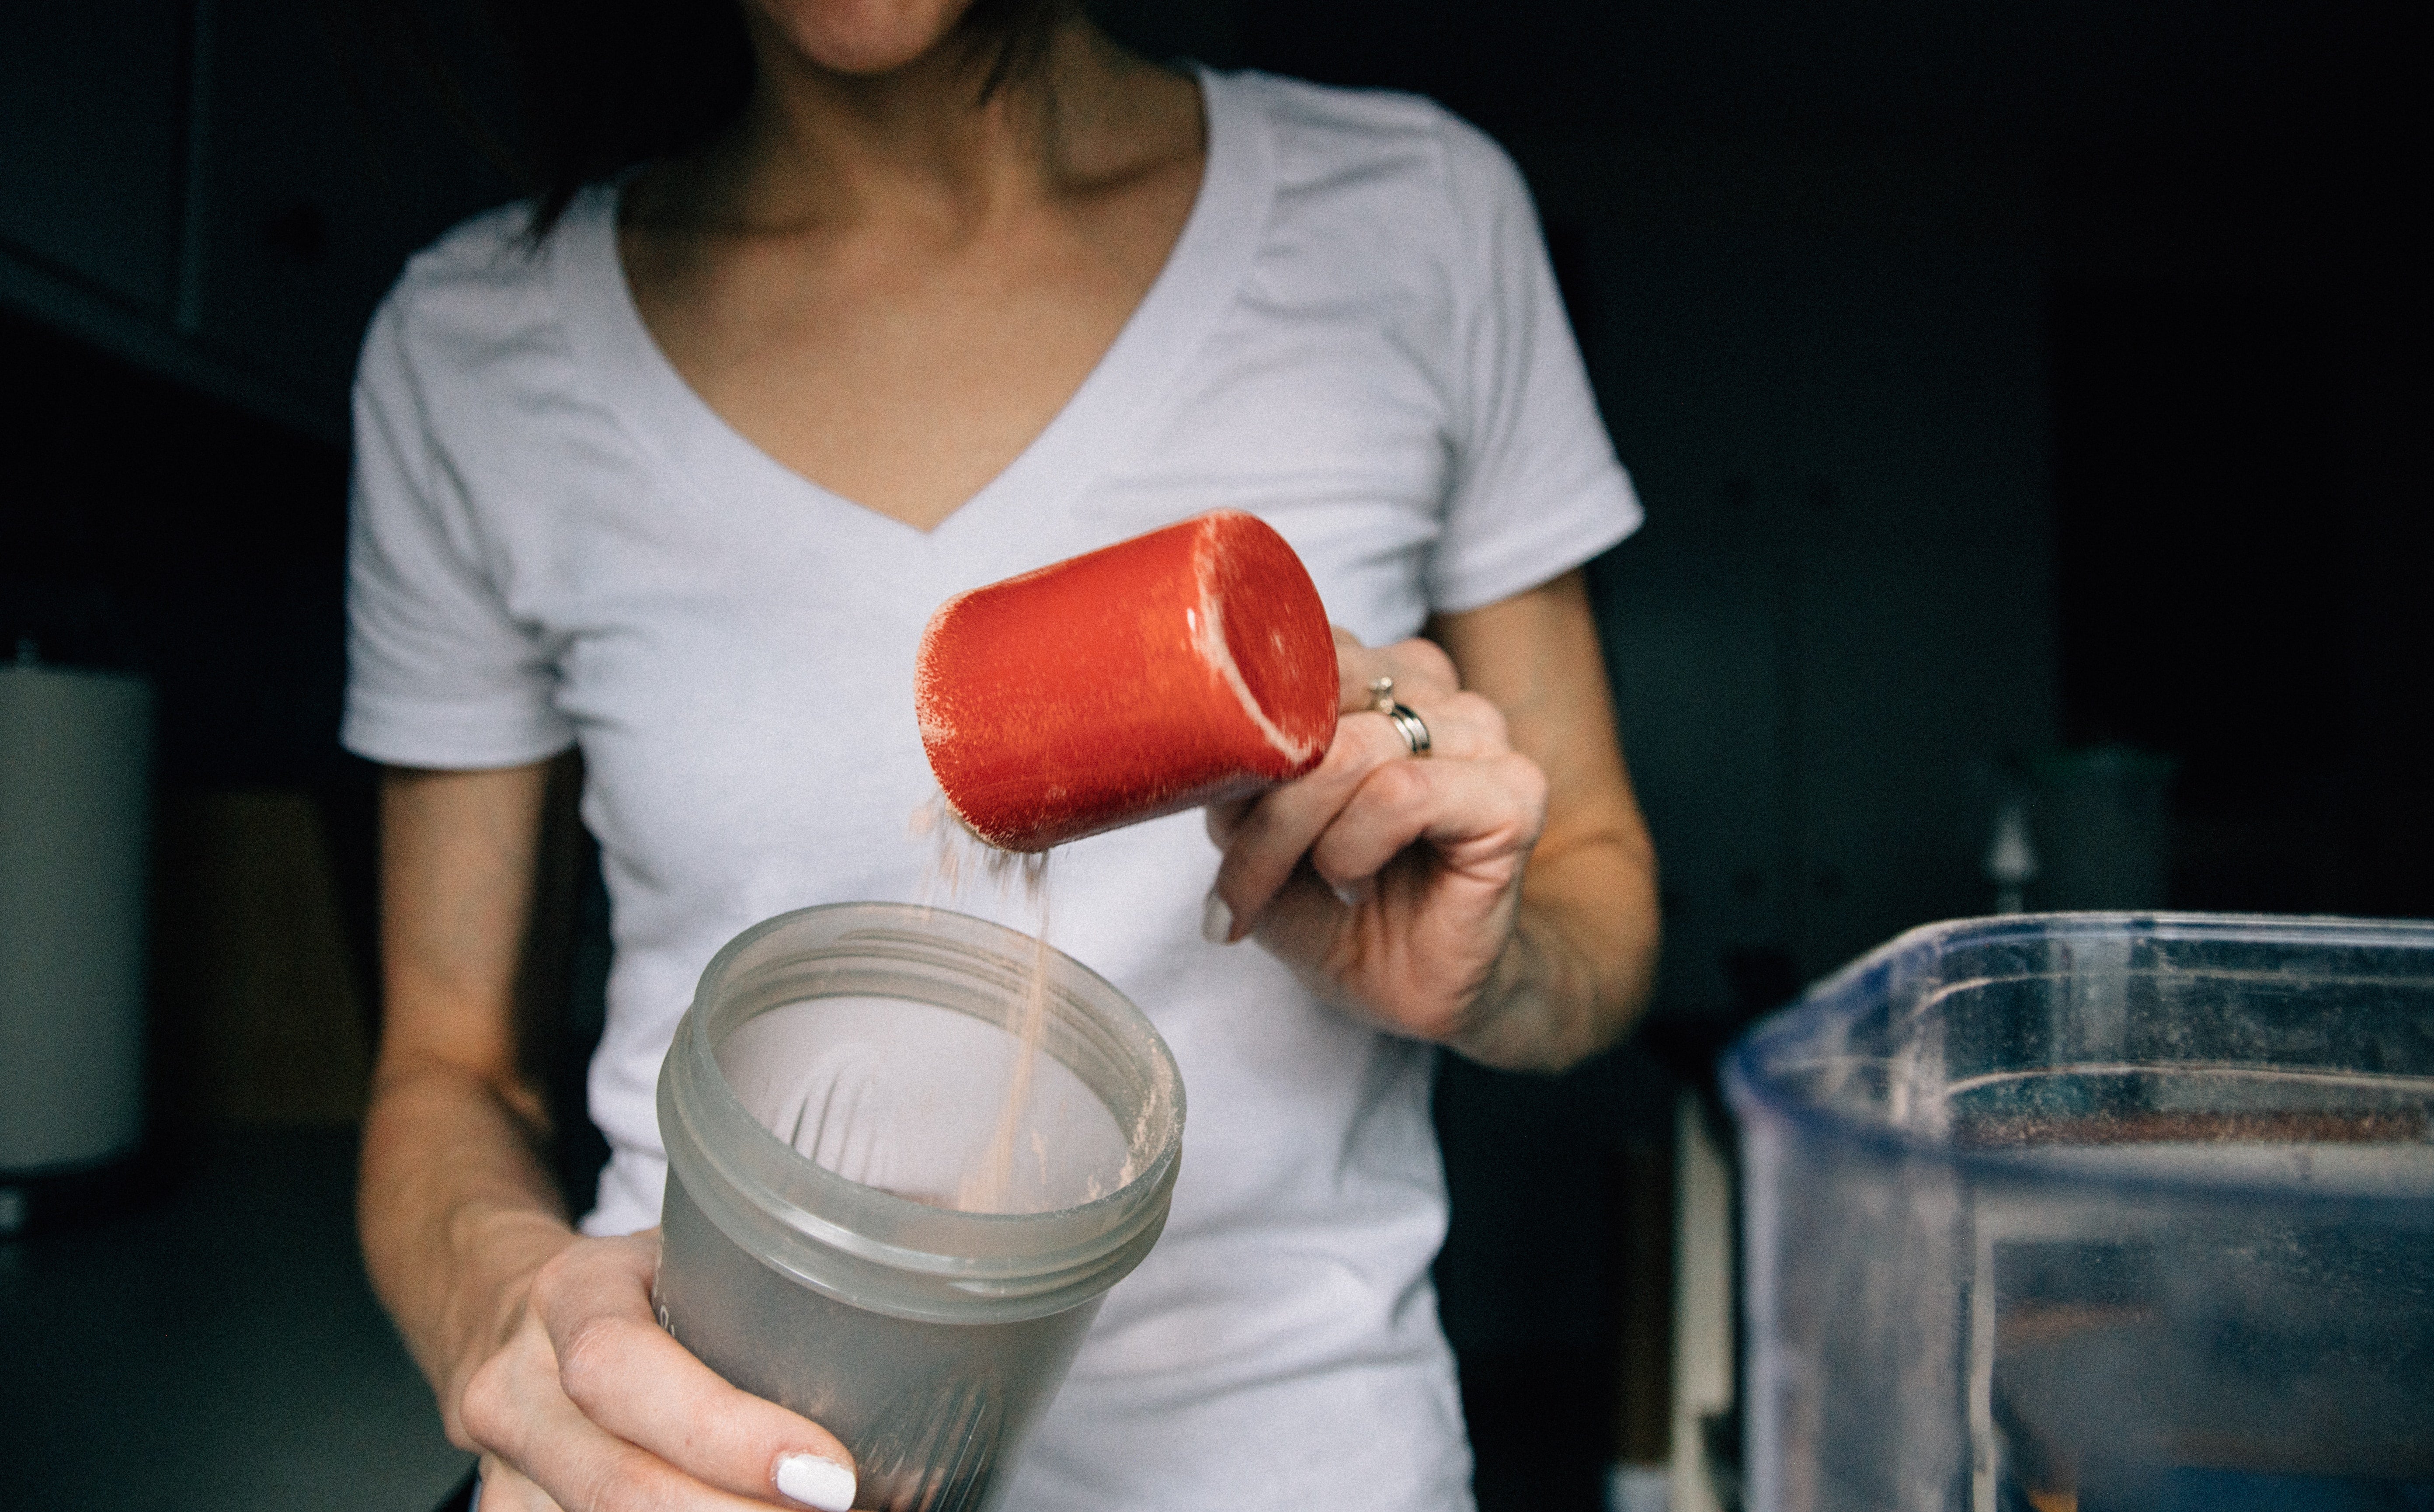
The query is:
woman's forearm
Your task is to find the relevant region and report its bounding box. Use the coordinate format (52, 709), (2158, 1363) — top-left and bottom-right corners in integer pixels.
(363, 758), (865, 1509)
(360, 1057), (574, 1443)
(1429, 573), (1662, 1074)
(363, 760), (570, 1442)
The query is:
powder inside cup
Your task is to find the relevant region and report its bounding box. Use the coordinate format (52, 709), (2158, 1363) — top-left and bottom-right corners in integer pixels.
(712, 795), (1139, 1214)
(717, 992), (1127, 1213)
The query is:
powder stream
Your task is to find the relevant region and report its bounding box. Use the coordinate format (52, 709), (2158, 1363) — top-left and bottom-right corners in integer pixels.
(911, 794), (1056, 1213)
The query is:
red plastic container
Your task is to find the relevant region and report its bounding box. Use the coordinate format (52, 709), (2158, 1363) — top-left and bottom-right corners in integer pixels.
(916, 510), (1339, 852)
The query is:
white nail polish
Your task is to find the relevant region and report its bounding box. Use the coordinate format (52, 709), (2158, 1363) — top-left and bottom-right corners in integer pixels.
(776, 1452), (856, 1512)
(1201, 890), (1234, 945)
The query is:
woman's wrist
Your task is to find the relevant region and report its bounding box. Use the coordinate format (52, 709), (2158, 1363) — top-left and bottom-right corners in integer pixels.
(1446, 912), (1567, 1071)
(430, 1206), (579, 1440)
(1446, 900), (1636, 1074)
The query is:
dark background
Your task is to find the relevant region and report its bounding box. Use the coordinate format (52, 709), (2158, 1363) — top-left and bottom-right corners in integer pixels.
(3, 2), (2426, 1508)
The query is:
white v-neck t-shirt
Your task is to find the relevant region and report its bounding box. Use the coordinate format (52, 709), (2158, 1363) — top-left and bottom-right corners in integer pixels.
(344, 67), (1639, 1512)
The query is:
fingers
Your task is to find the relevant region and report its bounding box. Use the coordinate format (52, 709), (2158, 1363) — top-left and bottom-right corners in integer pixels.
(460, 1230), (858, 1512)
(1332, 629), (1458, 716)
(1304, 750), (1547, 890)
(536, 1233), (857, 1509)
(1207, 625), (1551, 1046)
(1249, 847), (1523, 1042)
(474, 1456), (565, 1512)
(1207, 628), (1467, 858)
(460, 1307), (756, 1512)
(1210, 705), (1419, 928)
(1209, 685), (1522, 935)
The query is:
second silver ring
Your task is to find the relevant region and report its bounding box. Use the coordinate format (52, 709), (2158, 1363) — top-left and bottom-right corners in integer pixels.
(1383, 702), (1432, 758)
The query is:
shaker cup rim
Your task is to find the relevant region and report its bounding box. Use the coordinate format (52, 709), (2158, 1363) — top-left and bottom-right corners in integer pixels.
(659, 901), (1187, 1325)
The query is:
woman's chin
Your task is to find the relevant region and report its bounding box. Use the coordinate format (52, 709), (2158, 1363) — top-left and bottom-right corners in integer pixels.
(748, 0), (981, 77)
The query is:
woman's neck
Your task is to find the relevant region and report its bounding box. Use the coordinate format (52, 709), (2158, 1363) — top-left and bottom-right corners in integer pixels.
(630, 17), (1195, 239)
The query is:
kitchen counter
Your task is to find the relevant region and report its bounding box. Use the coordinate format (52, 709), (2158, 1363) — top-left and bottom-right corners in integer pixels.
(0, 1128), (471, 1511)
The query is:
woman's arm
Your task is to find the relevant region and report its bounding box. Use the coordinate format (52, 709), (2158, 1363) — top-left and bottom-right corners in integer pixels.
(1206, 569), (1659, 1072)
(362, 763), (858, 1512)
(1427, 570), (1660, 1069)
(361, 763), (568, 1430)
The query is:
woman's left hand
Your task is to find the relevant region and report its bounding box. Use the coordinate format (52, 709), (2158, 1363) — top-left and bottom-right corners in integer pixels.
(1204, 629), (1547, 1044)
(1203, 571), (1661, 1069)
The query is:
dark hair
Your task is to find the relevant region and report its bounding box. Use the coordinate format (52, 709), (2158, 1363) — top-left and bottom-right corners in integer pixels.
(499, 0), (1074, 237)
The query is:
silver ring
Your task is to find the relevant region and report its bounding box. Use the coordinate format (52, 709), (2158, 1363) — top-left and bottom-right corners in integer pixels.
(1384, 702), (1431, 758)
(1367, 675), (1396, 715)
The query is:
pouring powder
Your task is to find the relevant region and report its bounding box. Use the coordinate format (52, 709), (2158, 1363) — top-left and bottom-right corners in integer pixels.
(911, 794), (1057, 1213)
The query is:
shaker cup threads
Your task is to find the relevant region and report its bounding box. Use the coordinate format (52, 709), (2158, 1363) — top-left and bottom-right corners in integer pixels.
(654, 903), (1185, 1512)
(916, 509), (1339, 852)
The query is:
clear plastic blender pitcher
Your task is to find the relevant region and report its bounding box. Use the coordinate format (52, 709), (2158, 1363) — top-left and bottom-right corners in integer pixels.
(1725, 913), (2434, 1512)
(656, 903), (1184, 1512)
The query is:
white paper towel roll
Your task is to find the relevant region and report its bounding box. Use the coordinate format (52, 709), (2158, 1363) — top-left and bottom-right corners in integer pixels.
(0, 662), (155, 1172)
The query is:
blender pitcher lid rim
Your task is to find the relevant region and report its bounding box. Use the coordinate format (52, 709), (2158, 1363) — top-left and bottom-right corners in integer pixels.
(1722, 910), (2434, 1202)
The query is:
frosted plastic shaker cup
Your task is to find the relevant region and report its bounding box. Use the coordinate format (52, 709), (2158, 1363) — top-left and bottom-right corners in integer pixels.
(655, 904), (1185, 1512)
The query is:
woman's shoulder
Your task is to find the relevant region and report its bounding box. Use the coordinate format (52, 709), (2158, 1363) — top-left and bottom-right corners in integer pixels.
(361, 191), (606, 401)
(387, 201), (551, 317)
(1236, 71), (1519, 182)
(1222, 69), (1530, 212)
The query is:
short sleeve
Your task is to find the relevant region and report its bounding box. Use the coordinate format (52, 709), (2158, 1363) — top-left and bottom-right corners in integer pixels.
(340, 295), (576, 769)
(1425, 118), (1642, 612)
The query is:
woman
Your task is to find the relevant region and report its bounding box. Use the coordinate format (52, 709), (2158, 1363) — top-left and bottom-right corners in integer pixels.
(346, 2), (1660, 1509)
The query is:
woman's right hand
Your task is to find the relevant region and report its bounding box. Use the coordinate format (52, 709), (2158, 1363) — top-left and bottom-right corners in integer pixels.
(370, 765), (855, 1510)
(453, 1229), (859, 1512)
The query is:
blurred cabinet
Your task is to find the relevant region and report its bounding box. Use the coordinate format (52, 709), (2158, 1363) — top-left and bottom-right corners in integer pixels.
(1530, 135), (2059, 1025)
(1773, 225), (2055, 985)
(186, 0), (520, 414)
(0, 0), (519, 439)
(0, 0), (191, 317)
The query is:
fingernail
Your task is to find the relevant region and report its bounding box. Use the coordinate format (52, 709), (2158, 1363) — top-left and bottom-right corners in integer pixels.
(1330, 880), (1363, 908)
(776, 1453), (856, 1512)
(1201, 889), (1234, 945)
